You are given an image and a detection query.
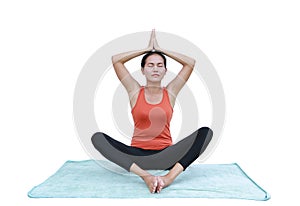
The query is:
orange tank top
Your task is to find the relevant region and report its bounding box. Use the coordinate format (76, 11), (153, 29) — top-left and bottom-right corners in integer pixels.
(131, 87), (173, 150)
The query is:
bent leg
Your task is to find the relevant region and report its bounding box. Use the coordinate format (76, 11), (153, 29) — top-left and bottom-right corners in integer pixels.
(155, 127), (213, 191)
(132, 127), (213, 171)
(177, 127), (213, 169)
(91, 132), (162, 171)
(91, 132), (135, 171)
(91, 132), (162, 193)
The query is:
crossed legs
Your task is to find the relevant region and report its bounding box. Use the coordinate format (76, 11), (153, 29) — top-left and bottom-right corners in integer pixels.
(91, 127), (213, 193)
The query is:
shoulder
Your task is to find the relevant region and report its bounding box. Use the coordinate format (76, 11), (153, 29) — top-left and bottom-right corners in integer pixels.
(165, 87), (176, 108)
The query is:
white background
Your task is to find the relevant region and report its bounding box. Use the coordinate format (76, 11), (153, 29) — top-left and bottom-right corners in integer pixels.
(1, 0), (299, 205)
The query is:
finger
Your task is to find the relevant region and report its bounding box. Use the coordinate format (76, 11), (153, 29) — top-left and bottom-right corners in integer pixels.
(150, 29), (155, 39)
(147, 30), (155, 50)
(153, 28), (156, 37)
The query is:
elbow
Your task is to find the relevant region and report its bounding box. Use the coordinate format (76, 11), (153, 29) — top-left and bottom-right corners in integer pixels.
(190, 59), (196, 68)
(187, 59), (196, 69)
(112, 55), (124, 65)
(111, 55), (117, 64)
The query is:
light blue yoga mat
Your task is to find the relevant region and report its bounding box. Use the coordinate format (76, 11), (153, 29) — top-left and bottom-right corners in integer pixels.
(28, 160), (270, 200)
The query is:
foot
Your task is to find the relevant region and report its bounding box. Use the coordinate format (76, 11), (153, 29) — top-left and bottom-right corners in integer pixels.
(156, 175), (173, 192)
(156, 163), (184, 193)
(142, 174), (158, 193)
(156, 176), (165, 193)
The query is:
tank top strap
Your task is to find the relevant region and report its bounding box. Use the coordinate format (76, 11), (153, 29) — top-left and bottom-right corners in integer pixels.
(162, 87), (173, 110)
(131, 86), (144, 112)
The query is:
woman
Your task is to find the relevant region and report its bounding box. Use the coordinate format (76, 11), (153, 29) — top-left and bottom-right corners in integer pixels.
(92, 30), (213, 194)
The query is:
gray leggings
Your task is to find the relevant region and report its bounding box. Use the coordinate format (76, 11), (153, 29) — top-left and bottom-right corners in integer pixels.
(91, 127), (213, 171)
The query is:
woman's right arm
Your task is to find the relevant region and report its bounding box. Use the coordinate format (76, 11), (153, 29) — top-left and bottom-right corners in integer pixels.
(112, 49), (147, 95)
(112, 31), (154, 96)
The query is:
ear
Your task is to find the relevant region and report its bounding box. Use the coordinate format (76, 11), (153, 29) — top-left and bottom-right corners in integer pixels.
(141, 67), (145, 75)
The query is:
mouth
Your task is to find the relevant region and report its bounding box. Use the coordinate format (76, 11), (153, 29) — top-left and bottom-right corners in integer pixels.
(151, 74), (160, 77)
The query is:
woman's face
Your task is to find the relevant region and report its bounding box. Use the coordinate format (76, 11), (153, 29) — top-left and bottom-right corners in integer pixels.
(142, 54), (167, 83)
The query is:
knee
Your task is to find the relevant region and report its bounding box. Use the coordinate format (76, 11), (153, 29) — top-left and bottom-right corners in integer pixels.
(198, 127), (213, 139)
(200, 127), (213, 133)
(91, 132), (105, 146)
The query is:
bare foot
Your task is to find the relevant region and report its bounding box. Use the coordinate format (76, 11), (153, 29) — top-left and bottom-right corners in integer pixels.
(156, 175), (173, 191)
(156, 176), (165, 193)
(156, 162), (183, 192)
(142, 175), (158, 193)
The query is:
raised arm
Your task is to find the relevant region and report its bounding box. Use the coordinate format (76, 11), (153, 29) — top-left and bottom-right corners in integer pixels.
(112, 49), (146, 95)
(163, 49), (195, 94)
(152, 31), (195, 98)
(112, 31), (155, 97)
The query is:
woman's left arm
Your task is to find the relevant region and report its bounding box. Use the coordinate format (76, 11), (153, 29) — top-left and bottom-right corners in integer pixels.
(165, 50), (195, 98)
(153, 31), (195, 98)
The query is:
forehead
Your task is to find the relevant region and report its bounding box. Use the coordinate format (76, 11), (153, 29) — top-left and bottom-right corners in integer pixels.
(145, 54), (164, 63)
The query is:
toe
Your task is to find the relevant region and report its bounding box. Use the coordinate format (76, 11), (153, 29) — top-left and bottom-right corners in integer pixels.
(156, 176), (165, 193)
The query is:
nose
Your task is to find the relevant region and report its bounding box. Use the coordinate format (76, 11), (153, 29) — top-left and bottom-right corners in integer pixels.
(152, 67), (158, 71)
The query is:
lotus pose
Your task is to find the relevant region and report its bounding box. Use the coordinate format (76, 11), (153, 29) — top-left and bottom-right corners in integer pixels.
(92, 30), (213, 193)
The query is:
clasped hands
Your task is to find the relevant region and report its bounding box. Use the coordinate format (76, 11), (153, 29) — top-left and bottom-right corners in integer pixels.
(146, 29), (162, 52)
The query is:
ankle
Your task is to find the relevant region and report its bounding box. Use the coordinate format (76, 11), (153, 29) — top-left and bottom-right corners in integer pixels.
(162, 174), (174, 186)
(163, 163), (183, 184)
(141, 174), (152, 181)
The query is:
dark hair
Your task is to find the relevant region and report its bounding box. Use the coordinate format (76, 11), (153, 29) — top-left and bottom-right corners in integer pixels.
(141, 51), (167, 68)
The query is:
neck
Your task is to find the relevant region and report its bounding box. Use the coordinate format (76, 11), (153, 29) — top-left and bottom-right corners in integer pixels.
(145, 82), (162, 92)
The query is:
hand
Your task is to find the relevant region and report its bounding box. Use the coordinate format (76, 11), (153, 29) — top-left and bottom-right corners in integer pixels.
(146, 29), (155, 51)
(147, 29), (162, 52)
(152, 30), (162, 52)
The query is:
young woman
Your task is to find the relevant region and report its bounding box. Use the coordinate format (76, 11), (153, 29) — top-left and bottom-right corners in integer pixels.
(92, 30), (213, 194)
